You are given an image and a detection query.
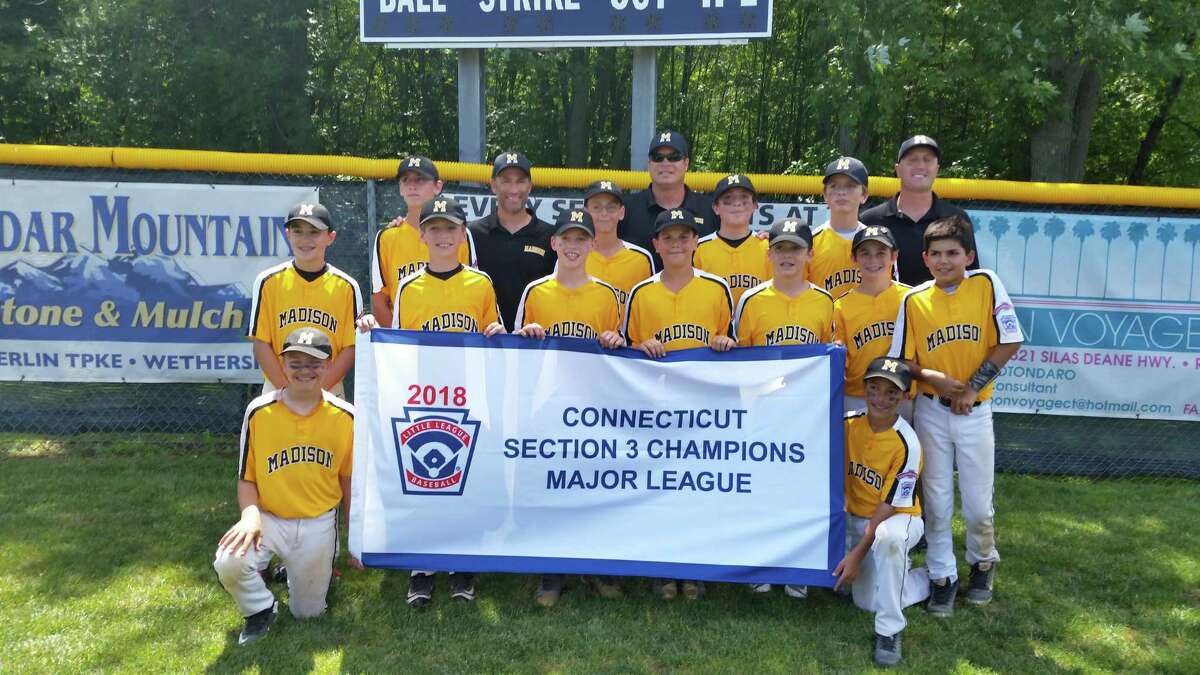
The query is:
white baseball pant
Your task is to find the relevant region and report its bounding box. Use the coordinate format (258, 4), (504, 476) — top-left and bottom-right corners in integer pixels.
(848, 513), (929, 637)
(843, 395), (913, 424)
(913, 395), (999, 582)
(214, 509), (337, 618)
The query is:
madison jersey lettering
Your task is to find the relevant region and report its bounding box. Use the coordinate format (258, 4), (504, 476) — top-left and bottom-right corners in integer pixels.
(623, 270), (733, 351)
(692, 233), (772, 305)
(888, 269), (1023, 401)
(734, 282), (834, 347)
(843, 410), (922, 518)
(807, 223), (866, 299)
(370, 220), (476, 305)
(392, 265), (500, 332)
(249, 261), (363, 360)
(513, 275), (622, 340)
(833, 281), (911, 396)
(238, 390), (354, 520)
(585, 241), (656, 307)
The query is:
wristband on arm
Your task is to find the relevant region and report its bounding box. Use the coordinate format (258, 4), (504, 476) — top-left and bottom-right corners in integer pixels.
(968, 361), (1000, 392)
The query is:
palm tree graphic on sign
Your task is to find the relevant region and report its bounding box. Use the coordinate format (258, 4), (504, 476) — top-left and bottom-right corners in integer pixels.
(1072, 219), (1094, 296)
(989, 216), (1010, 270)
(1186, 223), (1200, 301)
(1017, 217), (1039, 293)
(1100, 221), (1122, 298)
(1156, 223), (1177, 300)
(1127, 222), (1149, 299)
(1043, 216), (1066, 294)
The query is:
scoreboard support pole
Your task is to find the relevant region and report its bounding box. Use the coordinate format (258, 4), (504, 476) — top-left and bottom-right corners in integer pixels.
(630, 47), (657, 172)
(458, 49), (487, 165)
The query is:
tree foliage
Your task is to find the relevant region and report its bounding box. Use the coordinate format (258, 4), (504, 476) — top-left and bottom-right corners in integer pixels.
(1, 0), (1197, 186)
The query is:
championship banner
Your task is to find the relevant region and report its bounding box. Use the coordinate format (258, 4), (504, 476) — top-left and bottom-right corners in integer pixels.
(0, 180), (317, 382)
(350, 331), (845, 586)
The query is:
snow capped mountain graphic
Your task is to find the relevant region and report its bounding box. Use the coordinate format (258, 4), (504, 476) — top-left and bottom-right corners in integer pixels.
(1, 254), (250, 343)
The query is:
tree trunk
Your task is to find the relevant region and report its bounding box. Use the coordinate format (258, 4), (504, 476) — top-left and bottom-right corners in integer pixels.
(1128, 73), (1189, 184)
(1030, 60), (1101, 182)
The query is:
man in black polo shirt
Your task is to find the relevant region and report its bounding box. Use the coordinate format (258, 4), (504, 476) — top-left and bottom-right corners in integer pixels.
(859, 135), (980, 286)
(619, 130), (719, 262)
(468, 151), (557, 331)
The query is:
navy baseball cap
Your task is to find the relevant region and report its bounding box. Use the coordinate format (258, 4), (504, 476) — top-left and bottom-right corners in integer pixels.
(418, 197), (467, 228)
(554, 209), (595, 237)
(653, 208), (702, 235)
(712, 174), (757, 201)
(768, 218), (814, 248)
(583, 180), (625, 205)
(864, 357), (913, 391)
(823, 157), (869, 188)
(648, 130), (689, 157)
(897, 135), (940, 162)
(281, 327), (333, 360)
(397, 155), (439, 181)
(852, 225), (897, 252)
(286, 202), (333, 231)
(492, 150), (532, 179)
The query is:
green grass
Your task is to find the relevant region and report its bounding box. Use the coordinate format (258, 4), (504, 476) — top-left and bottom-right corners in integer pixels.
(2, 438), (1198, 674)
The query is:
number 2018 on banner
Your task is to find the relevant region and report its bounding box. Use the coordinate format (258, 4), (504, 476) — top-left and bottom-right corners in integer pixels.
(407, 384), (467, 407)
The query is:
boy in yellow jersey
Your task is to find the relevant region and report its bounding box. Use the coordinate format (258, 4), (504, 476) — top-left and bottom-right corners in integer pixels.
(391, 197), (504, 337)
(214, 328), (358, 646)
(388, 196), (502, 607)
(370, 156), (475, 327)
(833, 358), (928, 668)
(583, 180), (656, 307)
(693, 174), (771, 306)
(623, 208), (733, 602)
(735, 218), (834, 349)
(887, 215), (1023, 616)
(624, 209), (735, 360)
(514, 208), (624, 606)
(833, 226), (912, 419)
(809, 157), (871, 298)
(249, 202), (362, 397)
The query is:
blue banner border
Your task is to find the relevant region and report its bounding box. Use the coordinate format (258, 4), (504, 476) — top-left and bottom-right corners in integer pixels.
(367, 328), (847, 586)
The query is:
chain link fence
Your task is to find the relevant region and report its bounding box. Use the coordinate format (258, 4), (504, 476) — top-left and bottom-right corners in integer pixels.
(1, 163), (1196, 479)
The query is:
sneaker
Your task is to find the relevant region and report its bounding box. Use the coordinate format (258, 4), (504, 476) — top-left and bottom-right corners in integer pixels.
(783, 584), (808, 599)
(653, 578), (678, 601)
(681, 581), (705, 600)
(965, 561), (995, 605)
(534, 574), (563, 607)
(406, 573), (434, 608)
(926, 577), (957, 617)
(449, 573), (475, 602)
(264, 563), (287, 585)
(585, 576), (623, 599)
(873, 631), (902, 667)
(748, 583), (772, 593)
(238, 601), (278, 646)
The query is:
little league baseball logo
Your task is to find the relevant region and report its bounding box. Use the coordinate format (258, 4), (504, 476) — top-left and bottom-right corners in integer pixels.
(391, 407), (480, 496)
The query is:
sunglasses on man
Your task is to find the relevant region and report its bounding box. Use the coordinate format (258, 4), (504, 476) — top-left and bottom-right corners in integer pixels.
(650, 152), (685, 163)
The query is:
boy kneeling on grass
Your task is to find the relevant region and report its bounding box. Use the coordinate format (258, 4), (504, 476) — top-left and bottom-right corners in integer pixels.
(214, 327), (359, 646)
(834, 357), (928, 667)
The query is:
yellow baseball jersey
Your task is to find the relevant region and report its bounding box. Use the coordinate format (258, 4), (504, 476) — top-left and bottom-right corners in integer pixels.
(238, 390), (354, 520)
(888, 269), (1023, 401)
(585, 241), (655, 307)
(844, 411), (922, 518)
(734, 282), (834, 347)
(833, 281), (912, 396)
(807, 222), (865, 299)
(370, 219), (475, 304)
(392, 265), (500, 332)
(514, 275), (622, 340)
(248, 262), (362, 362)
(692, 233), (771, 305)
(624, 270), (733, 351)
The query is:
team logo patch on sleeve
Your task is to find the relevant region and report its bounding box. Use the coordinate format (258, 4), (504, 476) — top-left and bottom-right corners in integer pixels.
(392, 407), (481, 495)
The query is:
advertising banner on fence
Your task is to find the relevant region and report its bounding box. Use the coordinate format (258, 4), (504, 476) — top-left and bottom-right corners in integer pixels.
(444, 193), (1200, 422)
(0, 180), (317, 382)
(349, 331), (845, 586)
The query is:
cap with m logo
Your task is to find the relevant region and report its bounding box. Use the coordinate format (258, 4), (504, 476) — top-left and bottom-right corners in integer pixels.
(648, 129), (689, 157)
(852, 223), (897, 252)
(492, 150), (532, 178)
(419, 197), (466, 228)
(822, 156), (869, 188)
(713, 173), (757, 201)
(280, 327), (333, 360)
(397, 155), (439, 181)
(864, 356), (912, 390)
(554, 208), (595, 237)
(286, 202), (333, 231)
(768, 218), (814, 248)
(653, 207), (701, 235)
(583, 179), (625, 205)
